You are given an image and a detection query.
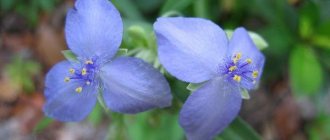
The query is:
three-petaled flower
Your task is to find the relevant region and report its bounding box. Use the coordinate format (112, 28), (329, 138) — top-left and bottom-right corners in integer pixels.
(154, 17), (265, 140)
(43, 0), (172, 122)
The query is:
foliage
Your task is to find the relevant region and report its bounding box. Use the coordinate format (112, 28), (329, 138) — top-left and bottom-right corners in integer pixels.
(0, 0), (59, 26)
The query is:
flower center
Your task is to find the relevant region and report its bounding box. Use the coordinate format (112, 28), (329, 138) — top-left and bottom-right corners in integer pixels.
(64, 58), (99, 93)
(224, 52), (259, 85)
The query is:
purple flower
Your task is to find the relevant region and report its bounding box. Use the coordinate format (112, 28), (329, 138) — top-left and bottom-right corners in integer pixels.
(154, 17), (265, 140)
(43, 0), (172, 122)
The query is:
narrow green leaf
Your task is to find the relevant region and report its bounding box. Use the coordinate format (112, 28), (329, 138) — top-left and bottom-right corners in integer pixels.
(33, 117), (53, 133)
(186, 82), (204, 92)
(289, 45), (323, 95)
(240, 88), (250, 100)
(61, 50), (78, 62)
(218, 117), (261, 140)
(225, 30), (268, 50)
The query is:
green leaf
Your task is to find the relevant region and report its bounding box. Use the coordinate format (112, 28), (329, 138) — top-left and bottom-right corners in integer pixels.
(217, 117), (261, 140)
(193, 0), (210, 19)
(299, 2), (319, 38)
(311, 35), (330, 50)
(307, 114), (330, 140)
(87, 102), (103, 126)
(160, 0), (195, 14)
(112, 0), (143, 20)
(61, 50), (78, 62)
(240, 88), (250, 100)
(33, 117), (53, 133)
(289, 45), (324, 95)
(0, 0), (14, 11)
(115, 48), (128, 57)
(186, 82), (204, 92)
(225, 30), (268, 50)
(126, 111), (184, 140)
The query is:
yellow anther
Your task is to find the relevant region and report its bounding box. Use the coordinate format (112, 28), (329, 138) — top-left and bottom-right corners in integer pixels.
(86, 81), (91, 85)
(252, 71), (259, 78)
(64, 77), (70, 82)
(235, 53), (242, 59)
(246, 58), (252, 64)
(85, 60), (93, 64)
(75, 87), (83, 93)
(69, 68), (75, 74)
(229, 66), (237, 72)
(233, 75), (241, 82)
(81, 68), (87, 75)
(233, 53), (242, 64)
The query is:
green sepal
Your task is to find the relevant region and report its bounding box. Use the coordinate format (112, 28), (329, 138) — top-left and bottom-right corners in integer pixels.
(127, 25), (149, 47)
(186, 82), (205, 92)
(240, 88), (250, 100)
(225, 30), (268, 50)
(115, 48), (128, 57)
(61, 50), (78, 62)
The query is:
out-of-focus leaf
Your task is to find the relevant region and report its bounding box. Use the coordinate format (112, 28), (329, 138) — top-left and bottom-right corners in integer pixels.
(107, 114), (128, 140)
(319, 49), (330, 70)
(33, 117), (53, 133)
(260, 25), (293, 58)
(0, 0), (14, 11)
(217, 117), (261, 140)
(160, 0), (195, 14)
(311, 35), (330, 49)
(134, 0), (163, 13)
(87, 102), (103, 126)
(4, 55), (41, 93)
(240, 88), (250, 100)
(126, 111), (184, 140)
(289, 45), (323, 95)
(299, 1), (319, 38)
(225, 30), (268, 50)
(112, 0), (143, 20)
(38, 0), (57, 11)
(193, 0), (210, 19)
(62, 50), (78, 62)
(307, 114), (330, 140)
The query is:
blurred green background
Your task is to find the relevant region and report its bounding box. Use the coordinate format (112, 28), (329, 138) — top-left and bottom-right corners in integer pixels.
(0, 0), (330, 140)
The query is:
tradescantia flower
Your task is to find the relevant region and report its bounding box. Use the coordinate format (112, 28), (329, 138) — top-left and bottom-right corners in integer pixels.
(43, 0), (172, 122)
(154, 17), (265, 140)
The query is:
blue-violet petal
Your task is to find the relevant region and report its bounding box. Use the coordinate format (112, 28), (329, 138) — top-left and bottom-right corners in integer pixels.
(154, 17), (228, 83)
(65, 0), (123, 60)
(100, 57), (172, 114)
(179, 78), (242, 140)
